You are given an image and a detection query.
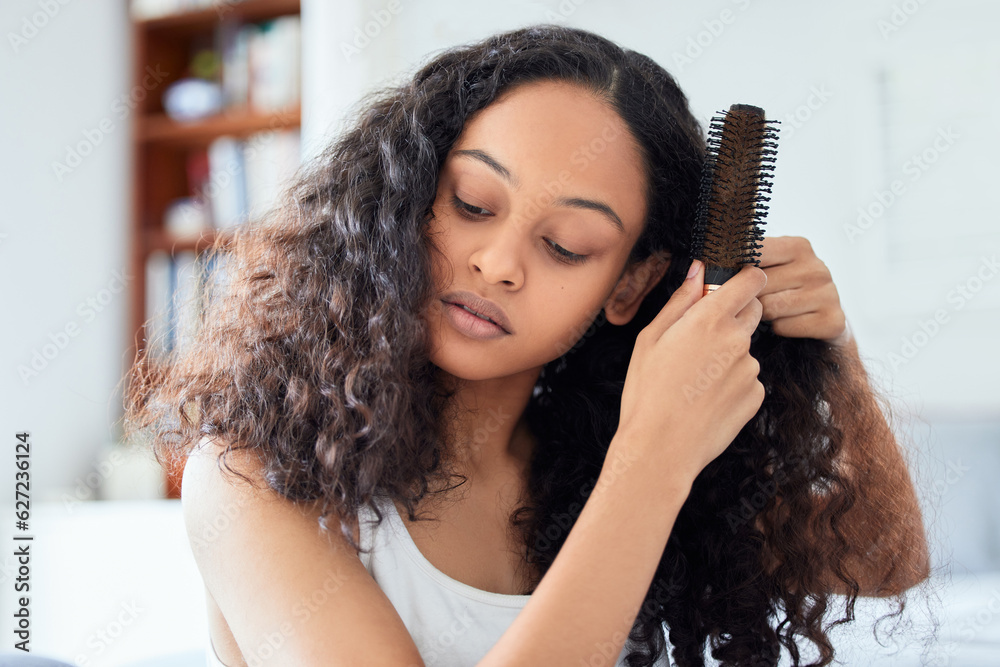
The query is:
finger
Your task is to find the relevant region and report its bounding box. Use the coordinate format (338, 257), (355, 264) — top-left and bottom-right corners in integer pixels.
(734, 296), (764, 336)
(759, 287), (811, 320)
(770, 311), (831, 339)
(762, 281), (840, 321)
(761, 284), (834, 321)
(644, 258), (704, 341)
(700, 264), (767, 316)
(758, 261), (806, 297)
(757, 235), (808, 269)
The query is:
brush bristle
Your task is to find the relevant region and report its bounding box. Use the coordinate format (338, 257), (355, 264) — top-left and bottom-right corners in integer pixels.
(691, 103), (779, 280)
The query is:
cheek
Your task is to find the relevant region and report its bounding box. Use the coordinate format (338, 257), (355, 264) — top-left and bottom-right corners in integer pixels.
(424, 210), (464, 290)
(543, 282), (608, 335)
(426, 201), (461, 252)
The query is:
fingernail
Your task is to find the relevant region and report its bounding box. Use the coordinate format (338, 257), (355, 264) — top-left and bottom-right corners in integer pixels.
(686, 260), (701, 281)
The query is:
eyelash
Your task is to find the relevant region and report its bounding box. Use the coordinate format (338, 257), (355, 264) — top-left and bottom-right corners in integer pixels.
(449, 194), (588, 265)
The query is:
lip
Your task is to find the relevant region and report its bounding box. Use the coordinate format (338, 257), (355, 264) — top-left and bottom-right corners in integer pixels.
(440, 290), (513, 335)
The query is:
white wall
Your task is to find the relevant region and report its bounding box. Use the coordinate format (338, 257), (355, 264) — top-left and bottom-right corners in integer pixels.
(0, 1), (131, 503)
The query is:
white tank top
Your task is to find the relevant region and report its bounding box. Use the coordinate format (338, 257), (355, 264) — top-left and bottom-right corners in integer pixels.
(205, 493), (671, 666)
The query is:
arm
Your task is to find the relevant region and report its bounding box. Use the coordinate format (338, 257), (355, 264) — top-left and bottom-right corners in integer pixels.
(479, 432), (690, 667)
(181, 436), (427, 667)
(186, 432), (690, 667)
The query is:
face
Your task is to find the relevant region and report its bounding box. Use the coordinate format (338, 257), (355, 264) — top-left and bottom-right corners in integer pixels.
(421, 79), (669, 381)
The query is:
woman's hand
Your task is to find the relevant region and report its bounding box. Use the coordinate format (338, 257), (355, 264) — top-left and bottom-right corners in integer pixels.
(615, 260), (768, 489)
(757, 236), (851, 346)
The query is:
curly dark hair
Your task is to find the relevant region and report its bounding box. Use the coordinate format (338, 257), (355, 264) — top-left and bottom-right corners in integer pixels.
(122, 23), (927, 667)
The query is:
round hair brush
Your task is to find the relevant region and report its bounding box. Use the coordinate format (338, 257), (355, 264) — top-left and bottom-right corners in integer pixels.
(690, 104), (780, 297)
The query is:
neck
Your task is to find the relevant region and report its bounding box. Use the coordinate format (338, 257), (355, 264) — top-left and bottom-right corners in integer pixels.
(436, 365), (541, 484)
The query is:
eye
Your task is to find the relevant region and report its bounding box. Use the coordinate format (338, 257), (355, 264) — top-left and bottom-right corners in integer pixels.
(546, 240), (587, 264)
(450, 194), (589, 266)
(451, 194), (492, 218)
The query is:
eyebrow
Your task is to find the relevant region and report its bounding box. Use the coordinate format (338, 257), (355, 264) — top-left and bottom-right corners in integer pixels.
(453, 148), (626, 235)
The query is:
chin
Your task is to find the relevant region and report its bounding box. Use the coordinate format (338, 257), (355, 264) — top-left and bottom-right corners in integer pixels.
(429, 349), (502, 383)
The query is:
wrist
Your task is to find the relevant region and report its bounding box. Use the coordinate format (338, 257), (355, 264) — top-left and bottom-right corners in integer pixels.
(604, 428), (695, 505)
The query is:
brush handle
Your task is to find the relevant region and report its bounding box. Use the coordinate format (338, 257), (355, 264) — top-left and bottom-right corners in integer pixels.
(703, 263), (738, 295)
(702, 261), (772, 346)
(704, 260), (763, 295)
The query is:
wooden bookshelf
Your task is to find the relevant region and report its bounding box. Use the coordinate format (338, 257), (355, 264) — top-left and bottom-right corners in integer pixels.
(139, 104), (300, 145)
(126, 0), (301, 498)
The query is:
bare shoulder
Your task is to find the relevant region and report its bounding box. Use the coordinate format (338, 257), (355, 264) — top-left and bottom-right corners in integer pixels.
(181, 436), (358, 548)
(181, 435), (425, 667)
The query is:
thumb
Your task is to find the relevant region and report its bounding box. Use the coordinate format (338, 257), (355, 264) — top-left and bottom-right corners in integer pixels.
(644, 259), (703, 340)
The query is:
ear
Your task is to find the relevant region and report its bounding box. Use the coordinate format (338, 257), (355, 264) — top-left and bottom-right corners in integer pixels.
(604, 250), (671, 326)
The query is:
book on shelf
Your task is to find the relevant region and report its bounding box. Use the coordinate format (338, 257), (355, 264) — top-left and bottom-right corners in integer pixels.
(217, 15), (301, 114)
(144, 250), (172, 360)
(200, 127), (301, 229)
(144, 249), (232, 362)
(205, 135), (248, 229)
(173, 250), (201, 355)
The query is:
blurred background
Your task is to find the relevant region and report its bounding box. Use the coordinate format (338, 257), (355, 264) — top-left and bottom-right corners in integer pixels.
(0, 0), (997, 665)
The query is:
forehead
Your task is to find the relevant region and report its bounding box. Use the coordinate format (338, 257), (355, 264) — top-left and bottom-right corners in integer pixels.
(448, 80), (648, 234)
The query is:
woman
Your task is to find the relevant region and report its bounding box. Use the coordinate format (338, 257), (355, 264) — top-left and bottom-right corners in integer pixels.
(123, 23), (930, 667)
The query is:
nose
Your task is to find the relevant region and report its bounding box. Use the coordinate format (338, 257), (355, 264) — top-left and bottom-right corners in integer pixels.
(468, 217), (525, 288)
